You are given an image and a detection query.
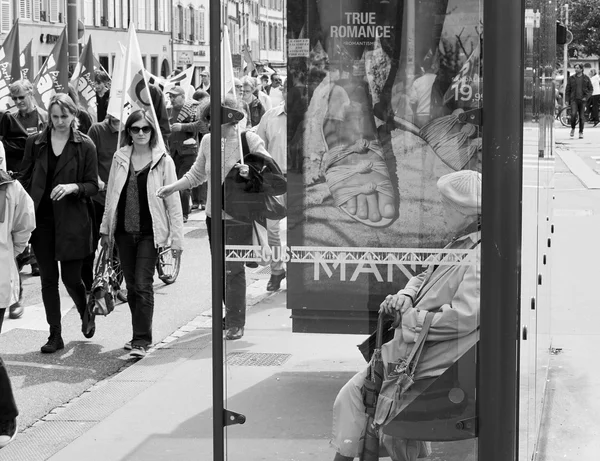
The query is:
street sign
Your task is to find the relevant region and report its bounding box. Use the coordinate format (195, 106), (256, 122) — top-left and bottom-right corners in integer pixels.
(288, 39), (310, 58)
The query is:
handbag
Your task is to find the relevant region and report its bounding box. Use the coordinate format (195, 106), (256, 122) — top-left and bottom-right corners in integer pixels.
(88, 246), (121, 316)
(372, 311), (436, 430)
(223, 132), (286, 224)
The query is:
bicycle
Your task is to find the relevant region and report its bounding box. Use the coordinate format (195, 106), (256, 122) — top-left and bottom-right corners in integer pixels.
(557, 104), (597, 127)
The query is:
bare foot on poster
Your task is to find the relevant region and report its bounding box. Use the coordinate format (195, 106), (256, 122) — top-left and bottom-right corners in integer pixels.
(320, 87), (396, 227)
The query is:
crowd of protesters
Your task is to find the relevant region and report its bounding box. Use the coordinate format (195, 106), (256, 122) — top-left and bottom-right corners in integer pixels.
(0, 68), (288, 448)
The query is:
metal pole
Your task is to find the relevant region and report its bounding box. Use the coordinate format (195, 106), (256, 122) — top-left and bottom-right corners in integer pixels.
(563, 4), (569, 99)
(210, 0), (224, 459)
(480, 0), (524, 460)
(67, 0), (78, 70)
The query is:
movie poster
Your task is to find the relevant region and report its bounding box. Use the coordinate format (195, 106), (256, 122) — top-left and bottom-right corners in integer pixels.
(286, 0), (482, 333)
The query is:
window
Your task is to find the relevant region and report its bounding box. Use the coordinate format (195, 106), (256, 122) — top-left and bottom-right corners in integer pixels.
(198, 9), (205, 42)
(148, 0), (154, 30)
(99, 55), (109, 72)
(151, 56), (158, 75)
(19, 0), (31, 19)
(138, 0), (146, 29)
(0, 0), (10, 32)
(94, 0), (101, 26)
(114, 0), (121, 27)
(189, 6), (194, 41)
(106, 0), (113, 26)
(84, 0), (93, 25)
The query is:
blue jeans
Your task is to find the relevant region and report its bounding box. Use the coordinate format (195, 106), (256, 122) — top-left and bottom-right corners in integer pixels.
(571, 99), (586, 132)
(115, 233), (158, 348)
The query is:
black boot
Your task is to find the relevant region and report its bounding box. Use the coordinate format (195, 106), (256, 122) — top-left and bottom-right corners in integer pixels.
(41, 326), (64, 353)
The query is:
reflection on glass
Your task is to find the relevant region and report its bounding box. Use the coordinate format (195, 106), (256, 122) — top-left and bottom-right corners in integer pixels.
(331, 171), (480, 461)
(222, 0), (484, 459)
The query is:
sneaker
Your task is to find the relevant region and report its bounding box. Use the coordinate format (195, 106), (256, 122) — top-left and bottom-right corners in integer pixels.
(579, 132), (584, 139)
(191, 203), (200, 211)
(124, 341), (132, 351)
(183, 215), (188, 223)
(130, 345), (147, 358)
(570, 129), (575, 137)
(0, 418), (17, 449)
(8, 303), (23, 319)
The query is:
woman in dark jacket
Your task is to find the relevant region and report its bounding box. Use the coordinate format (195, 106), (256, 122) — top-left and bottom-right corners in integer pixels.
(20, 93), (99, 353)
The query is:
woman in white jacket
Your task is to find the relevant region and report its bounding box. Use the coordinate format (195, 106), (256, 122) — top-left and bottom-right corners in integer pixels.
(0, 150), (36, 449)
(100, 110), (183, 358)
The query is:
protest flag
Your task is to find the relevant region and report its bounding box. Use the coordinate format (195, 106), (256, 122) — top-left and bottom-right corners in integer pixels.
(162, 66), (195, 98)
(115, 23), (165, 151)
(0, 20), (21, 110)
(70, 36), (98, 118)
(222, 25), (244, 165)
(242, 45), (255, 76)
(20, 39), (33, 81)
(32, 27), (69, 110)
(106, 42), (125, 121)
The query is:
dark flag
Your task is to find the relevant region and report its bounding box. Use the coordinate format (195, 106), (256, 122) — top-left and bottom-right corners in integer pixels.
(33, 27), (69, 110)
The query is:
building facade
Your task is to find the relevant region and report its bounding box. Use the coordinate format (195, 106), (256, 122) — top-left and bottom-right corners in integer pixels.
(0, 0), (173, 79)
(172, 0), (209, 85)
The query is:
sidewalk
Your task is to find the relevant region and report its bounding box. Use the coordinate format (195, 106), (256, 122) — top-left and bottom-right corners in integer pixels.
(3, 127), (599, 461)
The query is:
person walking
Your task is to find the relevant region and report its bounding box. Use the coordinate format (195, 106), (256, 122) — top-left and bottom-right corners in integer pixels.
(198, 70), (211, 93)
(19, 93), (99, 353)
(81, 114), (122, 291)
(10, 78), (48, 278)
(94, 70), (111, 123)
(589, 69), (600, 126)
(156, 96), (274, 341)
(241, 76), (266, 127)
(167, 86), (207, 222)
(100, 110), (183, 358)
(0, 158), (35, 450)
(566, 63), (593, 138)
(255, 84), (287, 291)
(9, 79), (48, 137)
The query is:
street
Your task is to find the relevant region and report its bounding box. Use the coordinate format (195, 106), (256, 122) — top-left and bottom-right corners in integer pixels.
(0, 212), (212, 431)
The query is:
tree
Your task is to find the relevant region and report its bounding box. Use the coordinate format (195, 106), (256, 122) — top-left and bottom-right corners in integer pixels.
(559, 0), (600, 57)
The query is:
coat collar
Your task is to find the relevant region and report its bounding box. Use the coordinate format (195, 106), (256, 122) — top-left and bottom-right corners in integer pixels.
(114, 144), (166, 170)
(34, 127), (84, 145)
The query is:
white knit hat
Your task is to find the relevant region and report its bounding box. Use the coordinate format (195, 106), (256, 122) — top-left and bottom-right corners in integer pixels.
(437, 170), (482, 216)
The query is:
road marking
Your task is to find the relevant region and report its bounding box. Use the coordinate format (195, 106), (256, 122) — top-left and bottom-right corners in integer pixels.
(3, 360), (95, 372)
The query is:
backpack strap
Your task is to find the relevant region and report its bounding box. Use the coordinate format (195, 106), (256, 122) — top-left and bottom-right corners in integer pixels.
(0, 184), (8, 223)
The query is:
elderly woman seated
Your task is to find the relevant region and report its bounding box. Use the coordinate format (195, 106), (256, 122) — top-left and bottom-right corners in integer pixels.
(331, 169), (482, 461)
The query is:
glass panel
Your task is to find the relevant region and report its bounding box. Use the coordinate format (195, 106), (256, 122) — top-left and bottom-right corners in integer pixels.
(520, 1), (556, 459)
(223, 0), (482, 459)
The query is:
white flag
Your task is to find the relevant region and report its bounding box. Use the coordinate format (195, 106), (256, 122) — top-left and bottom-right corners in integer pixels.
(115, 24), (165, 152)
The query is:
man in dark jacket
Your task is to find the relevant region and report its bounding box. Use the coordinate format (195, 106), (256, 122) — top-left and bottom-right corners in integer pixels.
(0, 111), (28, 175)
(566, 63), (594, 139)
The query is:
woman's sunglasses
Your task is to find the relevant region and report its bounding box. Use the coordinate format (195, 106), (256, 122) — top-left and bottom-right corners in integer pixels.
(11, 95), (26, 101)
(130, 126), (152, 134)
